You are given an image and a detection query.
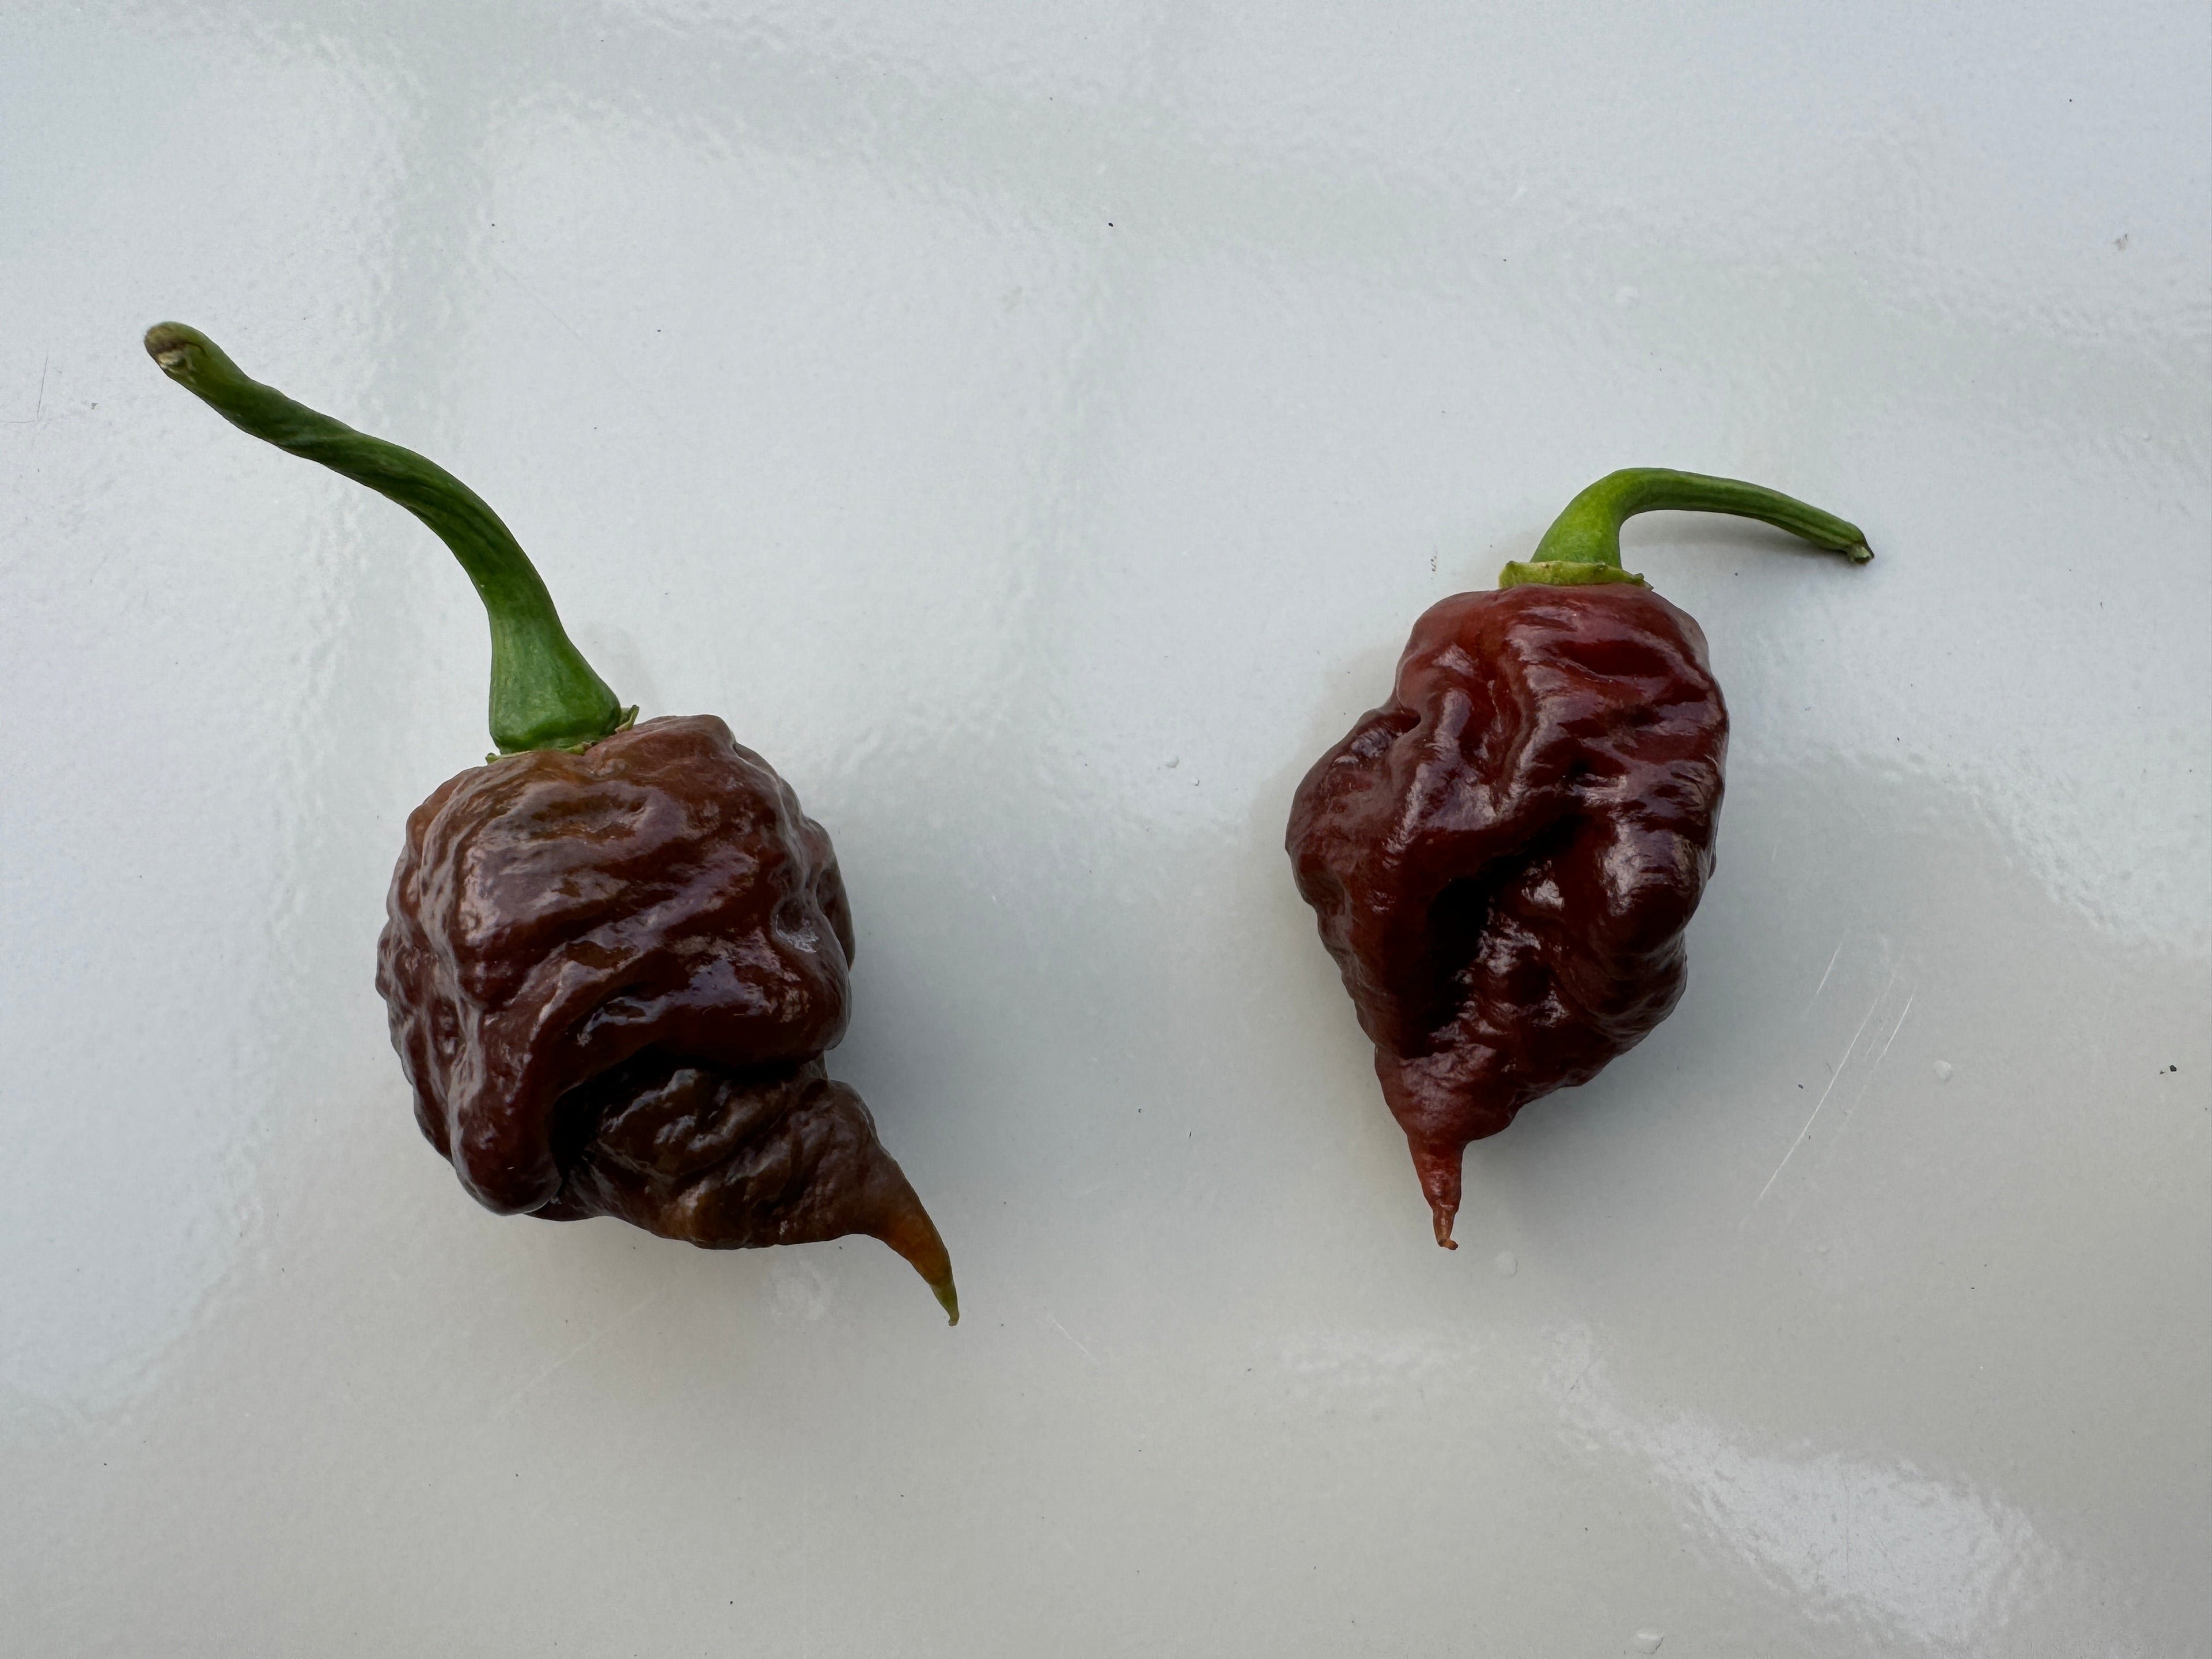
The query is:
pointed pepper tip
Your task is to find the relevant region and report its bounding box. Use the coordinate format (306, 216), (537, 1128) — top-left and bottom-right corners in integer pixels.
(870, 1190), (960, 1326)
(1408, 1138), (1465, 1251)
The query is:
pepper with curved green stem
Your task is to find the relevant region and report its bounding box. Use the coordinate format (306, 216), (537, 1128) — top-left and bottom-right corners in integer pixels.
(1499, 467), (1872, 589)
(1286, 468), (1872, 1245)
(146, 324), (959, 1320)
(145, 323), (628, 756)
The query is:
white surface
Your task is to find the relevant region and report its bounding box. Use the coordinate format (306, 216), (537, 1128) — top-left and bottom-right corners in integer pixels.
(3, 4), (2207, 1654)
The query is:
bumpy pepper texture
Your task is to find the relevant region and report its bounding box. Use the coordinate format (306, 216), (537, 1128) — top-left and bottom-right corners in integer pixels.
(378, 715), (954, 1301)
(145, 323), (956, 1320)
(1288, 585), (1725, 1245)
(1286, 468), (1868, 1247)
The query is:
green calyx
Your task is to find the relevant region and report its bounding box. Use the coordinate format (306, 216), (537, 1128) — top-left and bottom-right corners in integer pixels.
(145, 323), (632, 756)
(1502, 467), (1873, 589)
(1496, 560), (1648, 588)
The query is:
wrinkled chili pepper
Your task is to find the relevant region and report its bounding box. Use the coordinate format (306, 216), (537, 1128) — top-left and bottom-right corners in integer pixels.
(1286, 469), (1870, 1247)
(146, 324), (957, 1320)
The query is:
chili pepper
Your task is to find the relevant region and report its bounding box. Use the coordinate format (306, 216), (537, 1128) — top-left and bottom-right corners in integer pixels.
(145, 324), (957, 1321)
(1286, 469), (1870, 1248)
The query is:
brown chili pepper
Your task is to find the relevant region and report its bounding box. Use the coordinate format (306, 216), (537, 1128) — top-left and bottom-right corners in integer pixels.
(146, 324), (956, 1320)
(1286, 469), (1870, 1248)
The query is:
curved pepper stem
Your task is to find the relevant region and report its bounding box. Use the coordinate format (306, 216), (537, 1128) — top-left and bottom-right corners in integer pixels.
(1500, 468), (1873, 589)
(144, 323), (632, 756)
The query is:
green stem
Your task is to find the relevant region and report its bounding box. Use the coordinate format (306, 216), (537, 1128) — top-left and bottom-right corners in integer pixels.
(1499, 467), (1873, 590)
(145, 323), (632, 756)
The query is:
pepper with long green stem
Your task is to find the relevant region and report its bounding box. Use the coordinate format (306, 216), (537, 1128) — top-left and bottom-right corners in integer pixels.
(1500, 467), (1871, 587)
(1287, 467), (1872, 1246)
(145, 323), (629, 756)
(147, 323), (957, 1320)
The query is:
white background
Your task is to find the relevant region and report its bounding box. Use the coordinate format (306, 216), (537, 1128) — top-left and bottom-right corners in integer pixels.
(4, 3), (2207, 1654)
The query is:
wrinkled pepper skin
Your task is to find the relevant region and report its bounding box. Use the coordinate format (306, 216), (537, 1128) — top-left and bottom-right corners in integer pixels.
(377, 715), (953, 1296)
(1286, 467), (1870, 1248)
(1289, 584), (1726, 1244)
(145, 323), (956, 1320)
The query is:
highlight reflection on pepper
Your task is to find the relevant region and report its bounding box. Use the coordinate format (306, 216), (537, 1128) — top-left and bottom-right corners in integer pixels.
(1286, 469), (1871, 1247)
(146, 324), (956, 1321)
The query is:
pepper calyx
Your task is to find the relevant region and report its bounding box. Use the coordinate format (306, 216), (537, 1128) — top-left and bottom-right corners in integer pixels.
(1497, 560), (1649, 589)
(487, 703), (638, 764)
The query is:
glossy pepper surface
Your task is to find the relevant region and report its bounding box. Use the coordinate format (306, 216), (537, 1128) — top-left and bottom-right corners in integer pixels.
(1286, 469), (1870, 1247)
(147, 324), (956, 1320)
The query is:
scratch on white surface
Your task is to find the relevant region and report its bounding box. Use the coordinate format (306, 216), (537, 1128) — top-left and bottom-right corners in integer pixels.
(490, 256), (597, 358)
(1786, 985), (1919, 1227)
(1748, 962), (1901, 1217)
(1046, 1312), (1099, 1363)
(1561, 1354), (1597, 1401)
(487, 1287), (668, 1423)
(1871, 990), (1914, 1068)
(1830, 990), (1916, 1146)
(488, 256), (668, 438)
(1803, 935), (1846, 1014)
(7, 355), (51, 488)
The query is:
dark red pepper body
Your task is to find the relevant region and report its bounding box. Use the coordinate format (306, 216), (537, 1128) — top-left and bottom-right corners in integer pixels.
(377, 714), (954, 1299)
(1287, 583), (1728, 1245)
